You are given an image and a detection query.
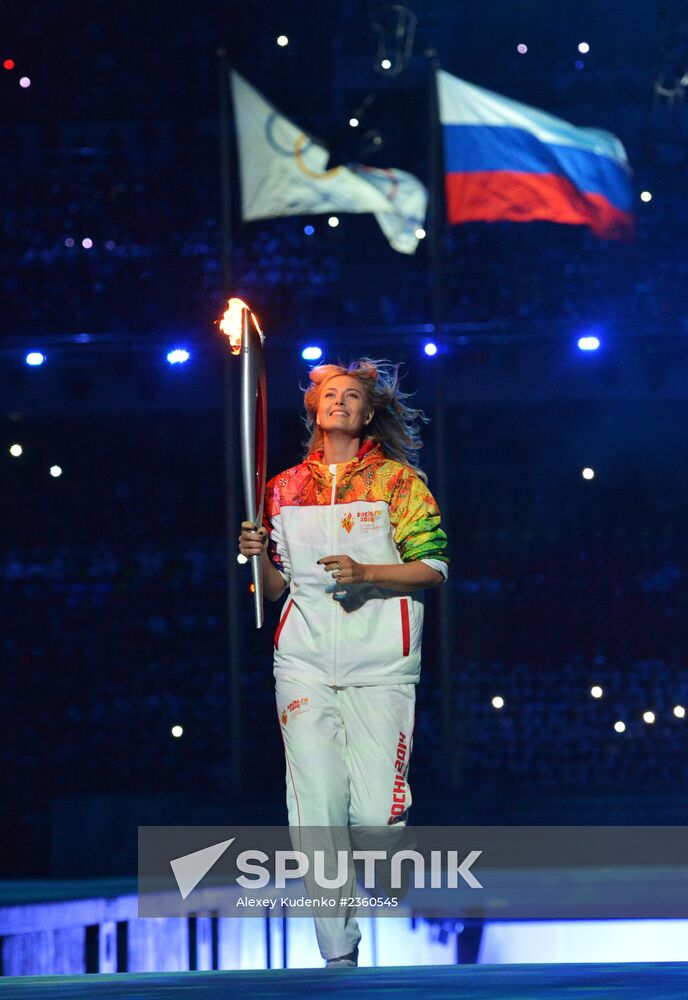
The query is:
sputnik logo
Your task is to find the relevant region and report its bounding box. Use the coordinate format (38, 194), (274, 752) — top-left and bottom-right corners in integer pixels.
(169, 838), (484, 896)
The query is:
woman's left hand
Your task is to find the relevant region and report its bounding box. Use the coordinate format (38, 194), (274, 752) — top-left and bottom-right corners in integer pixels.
(317, 554), (367, 585)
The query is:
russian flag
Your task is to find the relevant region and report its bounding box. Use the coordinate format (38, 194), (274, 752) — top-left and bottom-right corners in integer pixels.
(438, 70), (634, 240)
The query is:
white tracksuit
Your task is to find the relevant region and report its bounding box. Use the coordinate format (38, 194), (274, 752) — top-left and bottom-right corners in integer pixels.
(263, 440), (448, 960)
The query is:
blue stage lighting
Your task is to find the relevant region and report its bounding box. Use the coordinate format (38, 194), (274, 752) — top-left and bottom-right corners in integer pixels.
(166, 349), (190, 364)
(26, 352), (45, 366)
(304, 225), (315, 236)
(302, 346), (323, 361)
(577, 336), (600, 351)
(424, 342), (438, 356)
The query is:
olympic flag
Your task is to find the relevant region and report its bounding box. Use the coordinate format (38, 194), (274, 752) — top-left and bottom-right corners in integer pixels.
(230, 70), (427, 254)
(437, 69), (634, 239)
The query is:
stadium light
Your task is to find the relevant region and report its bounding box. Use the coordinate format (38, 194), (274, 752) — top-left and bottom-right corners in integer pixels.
(577, 336), (600, 351)
(50, 465), (62, 478)
(640, 191), (652, 203)
(9, 444), (22, 457)
(277, 35), (289, 47)
(590, 685), (603, 698)
(674, 705), (685, 718)
(171, 725), (183, 738)
(166, 349), (190, 365)
(25, 352), (45, 366)
(582, 467), (595, 480)
(302, 346), (323, 361)
(491, 696), (505, 709)
(614, 721), (626, 733)
(517, 43), (528, 54)
(424, 342), (438, 357)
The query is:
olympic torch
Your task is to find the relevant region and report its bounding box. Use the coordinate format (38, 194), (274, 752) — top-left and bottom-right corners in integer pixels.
(219, 298), (267, 629)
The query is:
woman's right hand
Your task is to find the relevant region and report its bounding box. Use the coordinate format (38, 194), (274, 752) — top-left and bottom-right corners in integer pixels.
(239, 521), (268, 558)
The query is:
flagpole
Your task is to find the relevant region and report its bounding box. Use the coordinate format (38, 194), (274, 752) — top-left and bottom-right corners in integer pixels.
(426, 50), (460, 792)
(217, 48), (243, 794)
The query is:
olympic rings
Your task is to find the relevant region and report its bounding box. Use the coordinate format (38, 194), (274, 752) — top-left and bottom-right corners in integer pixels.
(293, 132), (342, 180)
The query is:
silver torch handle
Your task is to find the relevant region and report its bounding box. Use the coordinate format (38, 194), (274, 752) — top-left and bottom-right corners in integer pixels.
(240, 307), (267, 629)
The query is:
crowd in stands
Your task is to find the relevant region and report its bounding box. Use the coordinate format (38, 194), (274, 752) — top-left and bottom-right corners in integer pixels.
(3, 176), (686, 336)
(2, 110), (687, 339)
(3, 20), (688, 866)
(3, 411), (687, 824)
(5, 528), (687, 806)
(0, 155), (342, 335)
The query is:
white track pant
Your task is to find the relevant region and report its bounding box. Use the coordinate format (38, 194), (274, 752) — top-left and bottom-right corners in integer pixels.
(275, 675), (415, 961)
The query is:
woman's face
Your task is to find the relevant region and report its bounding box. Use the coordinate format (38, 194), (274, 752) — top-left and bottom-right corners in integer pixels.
(316, 375), (372, 438)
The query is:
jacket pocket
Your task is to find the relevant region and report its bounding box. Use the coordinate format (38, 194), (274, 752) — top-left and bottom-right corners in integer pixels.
(400, 597), (411, 657)
(274, 598), (294, 650)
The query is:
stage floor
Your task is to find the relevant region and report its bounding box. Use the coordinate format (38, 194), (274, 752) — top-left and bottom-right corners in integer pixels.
(1, 963), (687, 999)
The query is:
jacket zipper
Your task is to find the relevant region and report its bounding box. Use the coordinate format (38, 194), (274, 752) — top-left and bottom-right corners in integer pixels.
(329, 463), (338, 684)
(274, 598), (294, 650)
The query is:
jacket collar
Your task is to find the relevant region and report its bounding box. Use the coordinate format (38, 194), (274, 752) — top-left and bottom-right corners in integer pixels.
(306, 439), (382, 476)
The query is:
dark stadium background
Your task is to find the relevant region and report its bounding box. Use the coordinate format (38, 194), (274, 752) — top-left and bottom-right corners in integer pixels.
(2, 0), (688, 877)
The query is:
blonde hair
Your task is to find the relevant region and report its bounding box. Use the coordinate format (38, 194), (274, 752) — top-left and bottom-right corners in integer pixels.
(302, 358), (429, 481)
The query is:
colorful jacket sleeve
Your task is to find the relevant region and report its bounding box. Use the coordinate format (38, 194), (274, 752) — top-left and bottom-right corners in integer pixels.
(262, 477), (292, 584)
(389, 467), (449, 579)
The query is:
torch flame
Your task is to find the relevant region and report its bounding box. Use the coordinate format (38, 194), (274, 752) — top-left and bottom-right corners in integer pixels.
(219, 297), (262, 355)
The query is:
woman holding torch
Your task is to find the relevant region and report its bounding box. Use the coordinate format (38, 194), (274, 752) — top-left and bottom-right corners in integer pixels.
(239, 358), (448, 967)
